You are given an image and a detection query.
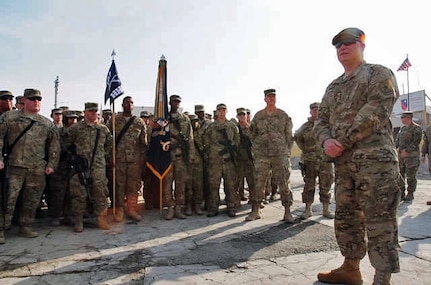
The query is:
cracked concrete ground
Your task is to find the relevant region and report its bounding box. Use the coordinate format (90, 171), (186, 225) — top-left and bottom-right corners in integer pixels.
(1, 169), (431, 285)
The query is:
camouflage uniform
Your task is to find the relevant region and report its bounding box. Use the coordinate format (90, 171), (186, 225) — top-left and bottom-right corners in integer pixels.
(395, 119), (422, 198)
(237, 123), (255, 202)
(68, 120), (112, 226)
(0, 110), (60, 231)
(422, 125), (431, 173)
(109, 113), (147, 221)
(203, 119), (239, 216)
(195, 117), (212, 209)
(314, 62), (401, 273)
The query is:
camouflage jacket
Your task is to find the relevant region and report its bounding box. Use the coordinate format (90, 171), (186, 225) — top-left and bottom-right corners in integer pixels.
(237, 123), (253, 161)
(250, 108), (293, 157)
(0, 110), (60, 169)
(69, 121), (113, 171)
(203, 119), (239, 161)
(421, 126), (431, 157)
(169, 111), (195, 161)
(108, 114), (147, 163)
(395, 121), (422, 155)
(294, 118), (324, 162)
(314, 62), (399, 163)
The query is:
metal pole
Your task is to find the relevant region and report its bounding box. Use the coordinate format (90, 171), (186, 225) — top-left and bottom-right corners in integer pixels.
(54, 76), (59, 108)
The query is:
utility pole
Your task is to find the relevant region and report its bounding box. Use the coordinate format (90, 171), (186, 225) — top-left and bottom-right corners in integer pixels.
(54, 76), (59, 108)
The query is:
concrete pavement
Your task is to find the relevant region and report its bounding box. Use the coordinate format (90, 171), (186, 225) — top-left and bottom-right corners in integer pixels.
(1, 167), (431, 285)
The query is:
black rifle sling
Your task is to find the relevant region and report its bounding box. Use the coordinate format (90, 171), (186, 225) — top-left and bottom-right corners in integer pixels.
(89, 128), (100, 170)
(6, 120), (36, 156)
(115, 116), (136, 147)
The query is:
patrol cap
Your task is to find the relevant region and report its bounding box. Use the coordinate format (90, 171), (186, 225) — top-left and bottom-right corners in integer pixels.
(102, 109), (112, 115)
(51, 108), (63, 115)
(264, 89), (276, 96)
(236, 107), (247, 115)
(140, 110), (150, 118)
(59, 106), (69, 111)
(309, 102), (320, 109)
(84, 102), (99, 111)
(75, 110), (84, 118)
(23, 88), (42, 98)
(0, 90), (14, 99)
(245, 108), (251, 114)
(216, 103), (227, 110)
(332, 27), (365, 47)
(195, 104), (205, 113)
(401, 111), (413, 118)
(189, 114), (198, 121)
(15, 95), (24, 104)
(63, 110), (79, 118)
(170, 94), (182, 102)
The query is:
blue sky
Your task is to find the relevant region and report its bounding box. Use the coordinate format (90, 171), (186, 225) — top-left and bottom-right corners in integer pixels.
(1, 0), (430, 129)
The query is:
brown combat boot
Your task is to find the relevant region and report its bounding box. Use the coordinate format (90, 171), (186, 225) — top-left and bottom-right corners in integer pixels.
(245, 204), (261, 221)
(322, 202), (334, 219)
(19, 226), (38, 238)
(283, 206), (295, 223)
(113, 207), (125, 223)
(317, 258), (363, 285)
(165, 206), (175, 220)
(373, 270), (391, 285)
(97, 209), (110, 230)
(126, 195), (142, 221)
(175, 206), (187, 219)
(74, 216), (84, 233)
(0, 229), (5, 244)
(300, 203), (313, 219)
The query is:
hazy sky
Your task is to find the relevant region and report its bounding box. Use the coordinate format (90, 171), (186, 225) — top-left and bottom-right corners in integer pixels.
(1, 0), (430, 130)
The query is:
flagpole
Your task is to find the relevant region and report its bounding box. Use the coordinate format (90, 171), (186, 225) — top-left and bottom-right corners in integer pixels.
(406, 54), (410, 111)
(110, 50), (117, 217)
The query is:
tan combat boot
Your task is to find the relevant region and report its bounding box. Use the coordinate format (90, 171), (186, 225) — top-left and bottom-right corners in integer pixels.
(283, 206), (295, 223)
(165, 206), (175, 220)
(113, 207), (125, 223)
(74, 216), (84, 233)
(245, 204), (261, 221)
(185, 203), (193, 216)
(19, 226), (38, 238)
(97, 209), (110, 230)
(174, 206), (187, 219)
(300, 202), (313, 219)
(373, 270), (391, 285)
(0, 229), (5, 244)
(322, 202), (334, 219)
(194, 203), (203, 215)
(126, 195), (142, 221)
(317, 258), (363, 285)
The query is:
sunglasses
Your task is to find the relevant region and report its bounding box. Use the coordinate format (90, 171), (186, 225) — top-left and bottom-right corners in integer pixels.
(27, 97), (42, 101)
(335, 38), (359, 49)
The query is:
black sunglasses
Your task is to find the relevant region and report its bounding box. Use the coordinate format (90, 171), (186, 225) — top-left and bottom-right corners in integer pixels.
(27, 97), (42, 101)
(335, 38), (359, 49)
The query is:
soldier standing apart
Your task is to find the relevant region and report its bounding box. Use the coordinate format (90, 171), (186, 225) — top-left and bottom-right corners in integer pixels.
(163, 95), (194, 220)
(108, 96), (147, 222)
(294, 102), (334, 220)
(422, 124), (431, 205)
(0, 89), (60, 243)
(395, 111), (422, 201)
(236, 107), (255, 202)
(204, 103), (239, 217)
(314, 28), (401, 285)
(245, 89), (295, 223)
(68, 103), (113, 232)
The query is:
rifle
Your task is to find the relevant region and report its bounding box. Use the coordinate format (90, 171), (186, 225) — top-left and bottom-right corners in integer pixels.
(299, 161), (306, 178)
(238, 126), (253, 161)
(171, 118), (189, 161)
(218, 128), (237, 166)
(69, 144), (95, 214)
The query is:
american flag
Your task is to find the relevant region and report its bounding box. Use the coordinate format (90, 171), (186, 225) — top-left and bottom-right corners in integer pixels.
(397, 58), (412, 72)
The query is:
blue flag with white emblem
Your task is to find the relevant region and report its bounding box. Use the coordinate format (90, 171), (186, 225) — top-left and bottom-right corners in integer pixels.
(104, 59), (124, 104)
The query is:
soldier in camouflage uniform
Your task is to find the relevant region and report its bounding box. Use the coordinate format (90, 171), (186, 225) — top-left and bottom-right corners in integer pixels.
(162, 95), (195, 220)
(68, 102), (113, 232)
(203, 103), (239, 217)
(47, 110), (79, 226)
(15, 95), (24, 110)
(245, 89), (295, 223)
(314, 28), (400, 285)
(108, 96), (147, 222)
(294, 102), (334, 220)
(395, 111), (422, 201)
(0, 89), (60, 243)
(422, 125), (431, 205)
(0, 90), (14, 115)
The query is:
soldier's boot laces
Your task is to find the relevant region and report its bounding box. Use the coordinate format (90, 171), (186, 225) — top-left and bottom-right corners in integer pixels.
(373, 270), (392, 285)
(194, 203), (203, 215)
(322, 202), (334, 219)
(0, 229), (5, 244)
(113, 207), (124, 223)
(74, 217), (84, 233)
(245, 204), (261, 221)
(300, 203), (313, 220)
(185, 203), (193, 216)
(97, 210), (110, 230)
(317, 258), (363, 285)
(165, 207), (175, 220)
(174, 206), (187, 219)
(283, 206), (295, 223)
(127, 195), (142, 221)
(19, 227), (38, 238)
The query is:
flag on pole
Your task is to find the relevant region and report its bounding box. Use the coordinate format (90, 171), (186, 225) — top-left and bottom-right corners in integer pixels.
(401, 98), (408, 111)
(397, 57), (412, 72)
(146, 55), (172, 180)
(104, 56), (124, 104)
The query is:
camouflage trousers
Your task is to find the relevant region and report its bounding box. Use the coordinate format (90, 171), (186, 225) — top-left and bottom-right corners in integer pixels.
(252, 155), (293, 207)
(0, 165), (46, 228)
(237, 158), (255, 198)
(398, 155), (420, 193)
(334, 160), (400, 273)
(69, 169), (109, 217)
(207, 157), (238, 212)
(47, 161), (73, 218)
(186, 160), (204, 205)
(115, 161), (142, 208)
(162, 157), (187, 208)
(301, 160), (334, 204)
